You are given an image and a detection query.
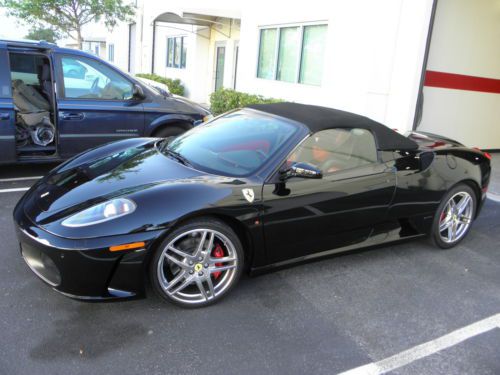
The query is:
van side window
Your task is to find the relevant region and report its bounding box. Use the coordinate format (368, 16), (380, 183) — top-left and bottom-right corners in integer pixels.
(289, 128), (378, 174)
(9, 54), (41, 86)
(60, 56), (133, 100)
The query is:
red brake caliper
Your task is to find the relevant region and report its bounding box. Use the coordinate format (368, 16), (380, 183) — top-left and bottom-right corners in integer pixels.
(211, 243), (225, 279)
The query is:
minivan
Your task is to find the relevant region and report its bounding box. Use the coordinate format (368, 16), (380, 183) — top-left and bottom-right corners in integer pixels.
(0, 39), (211, 164)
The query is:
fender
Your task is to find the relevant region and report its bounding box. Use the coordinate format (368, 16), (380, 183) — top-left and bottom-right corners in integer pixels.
(52, 138), (158, 174)
(146, 114), (196, 136)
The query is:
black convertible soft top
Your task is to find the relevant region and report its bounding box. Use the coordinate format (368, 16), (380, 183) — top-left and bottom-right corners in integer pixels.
(247, 102), (418, 151)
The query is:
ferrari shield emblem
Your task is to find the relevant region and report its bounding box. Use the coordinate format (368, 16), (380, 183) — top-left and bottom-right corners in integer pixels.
(242, 188), (255, 203)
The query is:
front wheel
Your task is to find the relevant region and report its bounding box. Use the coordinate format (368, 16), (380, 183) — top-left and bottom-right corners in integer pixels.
(431, 183), (476, 249)
(150, 218), (244, 308)
(154, 125), (186, 138)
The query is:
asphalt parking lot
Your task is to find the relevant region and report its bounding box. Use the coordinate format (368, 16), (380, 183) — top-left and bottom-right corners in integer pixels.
(1, 157), (499, 375)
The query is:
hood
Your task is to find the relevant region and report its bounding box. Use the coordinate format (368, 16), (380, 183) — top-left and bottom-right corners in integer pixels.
(171, 95), (211, 116)
(30, 141), (203, 215)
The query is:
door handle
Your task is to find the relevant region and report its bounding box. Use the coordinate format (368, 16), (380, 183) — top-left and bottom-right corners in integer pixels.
(0, 112), (10, 120)
(59, 112), (85, 121)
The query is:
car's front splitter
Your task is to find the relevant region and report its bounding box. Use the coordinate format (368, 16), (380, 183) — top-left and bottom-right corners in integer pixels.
(15, 214), (165, 301)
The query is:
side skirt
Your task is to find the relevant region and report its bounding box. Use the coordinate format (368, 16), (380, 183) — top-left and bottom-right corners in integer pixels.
(249, 227), (426, 276)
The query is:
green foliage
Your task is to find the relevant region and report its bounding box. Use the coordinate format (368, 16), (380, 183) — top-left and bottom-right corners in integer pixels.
(1, 0), (135, 47)
(135, 73), (185, 96)
(209, 88), (282, 116)
(25, 27), (61, 43)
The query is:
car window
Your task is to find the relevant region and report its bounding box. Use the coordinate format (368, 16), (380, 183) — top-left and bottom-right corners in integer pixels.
(163, 110), (300, 177)
(9, 53), (43, 85)
(61, 56), (133, 100)
(289, 128), (378, 174)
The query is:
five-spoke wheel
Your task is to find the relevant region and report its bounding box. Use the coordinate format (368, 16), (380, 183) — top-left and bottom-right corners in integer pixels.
(432, 184), (476, 248)
(150, 218), (243, 307)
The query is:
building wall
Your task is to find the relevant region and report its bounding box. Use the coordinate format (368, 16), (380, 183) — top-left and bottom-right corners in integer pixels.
(106, 22), (132, 72)
(152, 22), (198, 97)
(206, 19), (240, 93)
(237, 0), (434, 132)
(418, 0), (500, 149)
(107, 0), (435, 133)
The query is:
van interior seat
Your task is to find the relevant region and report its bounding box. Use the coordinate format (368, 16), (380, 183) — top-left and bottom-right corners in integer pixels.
(12, 79), (50, 113)
(37, 64), (53, 106)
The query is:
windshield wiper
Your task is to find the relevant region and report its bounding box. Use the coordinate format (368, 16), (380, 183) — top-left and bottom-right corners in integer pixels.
(163, 148), (192, 167)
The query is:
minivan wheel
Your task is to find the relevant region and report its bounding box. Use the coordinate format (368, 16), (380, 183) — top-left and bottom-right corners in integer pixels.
(154, 125), (186, 138)
(150, 218), (244, 308)
(431, 183), (476, 249)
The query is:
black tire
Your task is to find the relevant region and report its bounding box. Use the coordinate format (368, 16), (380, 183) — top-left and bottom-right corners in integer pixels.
(150, 217), (244, 308)
(430, 183), (477, 249)
(154, 125), (186, 138)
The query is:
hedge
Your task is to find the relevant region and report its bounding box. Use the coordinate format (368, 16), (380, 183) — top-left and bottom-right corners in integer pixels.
(210, 88), (282, 116)
(135, 73), (185, 96)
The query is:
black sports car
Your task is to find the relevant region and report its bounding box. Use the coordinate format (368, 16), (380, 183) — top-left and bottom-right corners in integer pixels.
(14, 103), (491, 307)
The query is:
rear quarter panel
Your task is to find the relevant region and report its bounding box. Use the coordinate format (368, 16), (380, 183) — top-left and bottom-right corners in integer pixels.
(386, 147), (490, 234)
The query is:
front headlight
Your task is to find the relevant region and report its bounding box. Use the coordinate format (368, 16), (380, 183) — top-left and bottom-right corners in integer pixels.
(61, 198), (136, 227)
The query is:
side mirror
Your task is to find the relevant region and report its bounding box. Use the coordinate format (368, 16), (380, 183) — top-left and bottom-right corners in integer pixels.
(281, 162), (323, 180)
(132, 84), (146, 100)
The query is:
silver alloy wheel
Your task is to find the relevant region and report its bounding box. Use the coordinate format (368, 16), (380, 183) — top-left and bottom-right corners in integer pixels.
(157, 228), (238, 305)
(438, 191), (474, 244)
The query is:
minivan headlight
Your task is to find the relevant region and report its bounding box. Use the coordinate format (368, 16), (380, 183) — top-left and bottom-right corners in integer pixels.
(61, 198), (136, 227)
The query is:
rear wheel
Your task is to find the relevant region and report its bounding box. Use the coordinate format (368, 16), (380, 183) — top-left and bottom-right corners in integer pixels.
(431, 183), (476, 249)
(150, 218), (243, 308)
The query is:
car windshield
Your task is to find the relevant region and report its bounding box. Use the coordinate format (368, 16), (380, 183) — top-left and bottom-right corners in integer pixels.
(161, 109), (299, 176)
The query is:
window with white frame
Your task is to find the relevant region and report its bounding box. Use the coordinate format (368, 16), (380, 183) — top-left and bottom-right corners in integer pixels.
(167, 36), (187, 69)
(257, 24), (327, 85)
(108, 44), (115, 62)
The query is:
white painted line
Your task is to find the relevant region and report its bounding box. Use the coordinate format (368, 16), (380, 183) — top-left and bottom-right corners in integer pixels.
(0, 176), (42, 182)
(0, 187), (30, 193)
(487, 192), (500, 203)
(338, 313), (500, 375)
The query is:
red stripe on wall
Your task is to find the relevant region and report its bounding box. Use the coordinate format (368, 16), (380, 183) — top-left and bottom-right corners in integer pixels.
(424, 70), (500, 94)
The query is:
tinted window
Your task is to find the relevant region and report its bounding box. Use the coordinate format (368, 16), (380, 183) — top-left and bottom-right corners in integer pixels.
(9, 53), (46, 85)
(299, 25), (327, 85)
(163, 110), (299, 176)
(257, 24), (327, 85)
(257, 28), (277, 79)
(166, 36), (187, 69)
(61, 56), (133, 100)
(290, 128), (378, 173)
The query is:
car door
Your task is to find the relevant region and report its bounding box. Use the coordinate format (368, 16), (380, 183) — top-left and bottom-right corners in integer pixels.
(261, 128), (396, 264)
(55, 54), (145, 157)
(0, 45), (16, 163)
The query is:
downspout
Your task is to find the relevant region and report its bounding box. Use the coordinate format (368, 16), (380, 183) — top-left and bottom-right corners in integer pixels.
(128, 24), (132, 72)
(413, 0), (438, 130)
(151, 20), (156, 74)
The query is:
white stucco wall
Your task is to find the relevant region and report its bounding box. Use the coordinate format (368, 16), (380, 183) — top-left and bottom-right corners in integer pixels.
(106, 0), (435, 133)
(236, 0), (434, 132)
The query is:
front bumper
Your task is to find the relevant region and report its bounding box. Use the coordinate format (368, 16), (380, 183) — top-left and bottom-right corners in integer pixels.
(15, 210), (165, 301)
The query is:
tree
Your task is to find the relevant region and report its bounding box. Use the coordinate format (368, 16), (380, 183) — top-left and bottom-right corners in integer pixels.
(25, 27), (62, 43)
(1, 0), (134, 49)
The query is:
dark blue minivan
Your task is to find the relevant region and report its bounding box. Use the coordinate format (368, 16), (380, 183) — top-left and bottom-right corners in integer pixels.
(0, 39), (211, 164)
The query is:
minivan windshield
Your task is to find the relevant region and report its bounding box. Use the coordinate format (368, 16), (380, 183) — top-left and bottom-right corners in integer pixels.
(161, 109), (299, 176)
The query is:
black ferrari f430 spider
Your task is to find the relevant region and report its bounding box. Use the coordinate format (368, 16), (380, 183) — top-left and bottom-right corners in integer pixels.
(14, 103), (491, 307)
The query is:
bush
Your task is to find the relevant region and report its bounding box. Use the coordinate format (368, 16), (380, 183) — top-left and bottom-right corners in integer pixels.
(209, 88), (282, 116)
(135, 73), (185, 96)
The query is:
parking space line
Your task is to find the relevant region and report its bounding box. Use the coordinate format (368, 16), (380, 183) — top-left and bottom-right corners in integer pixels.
(0, 187), (30, 193)
(0, 176), (42, 182)
(487, 192), (500, 203)
(338, 313), (500, 375)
